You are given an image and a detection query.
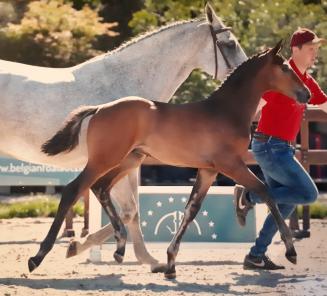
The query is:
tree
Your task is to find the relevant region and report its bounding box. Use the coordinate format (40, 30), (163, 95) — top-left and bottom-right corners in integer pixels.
(65, 0), (144, 50)
(0, 0), (117, 67)
(0, 2), (17, 25)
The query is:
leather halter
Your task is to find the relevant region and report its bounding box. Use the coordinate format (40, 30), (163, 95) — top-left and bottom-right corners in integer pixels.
(209, 25), (232, 80)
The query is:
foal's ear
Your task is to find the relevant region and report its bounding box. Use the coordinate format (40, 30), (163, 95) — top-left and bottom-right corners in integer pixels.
(270, 39), (284, 56)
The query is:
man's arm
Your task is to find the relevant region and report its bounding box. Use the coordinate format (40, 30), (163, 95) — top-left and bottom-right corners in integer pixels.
(307, 75), (327, 108)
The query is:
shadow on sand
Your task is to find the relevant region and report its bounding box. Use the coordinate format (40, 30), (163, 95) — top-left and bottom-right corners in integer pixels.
(0, 270), (312, 295)
(232, 271), (310, 288)
(0, 274), (241, 294)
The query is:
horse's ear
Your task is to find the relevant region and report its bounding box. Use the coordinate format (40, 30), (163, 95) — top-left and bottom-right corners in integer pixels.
(205, 2), (215, 24)
(270, 39), (283, 56)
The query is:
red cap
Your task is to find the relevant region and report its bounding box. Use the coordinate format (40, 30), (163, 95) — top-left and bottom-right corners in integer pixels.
(290, 28), (326, 47)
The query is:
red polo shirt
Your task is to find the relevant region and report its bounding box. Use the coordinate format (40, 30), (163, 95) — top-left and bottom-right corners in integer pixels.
(257, 59), (327, 141)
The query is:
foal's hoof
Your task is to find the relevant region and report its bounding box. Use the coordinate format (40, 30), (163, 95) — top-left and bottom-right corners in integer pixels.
(28, 257), (38, 273)
(113, 251), (124, 264)
(286, 253), (297, 264)
(151, 263), (168, 273)
(66, 240), (78, 258)
(285, 248), (297, 264)
(164, 271), (176, 280)
(164, 266), (176, 279)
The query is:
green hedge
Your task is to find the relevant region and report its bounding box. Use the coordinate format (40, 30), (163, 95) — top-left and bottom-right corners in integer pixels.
(0, 197), (84, 219)
(0, 196), (326, 219)
(297, 202), (327, 219)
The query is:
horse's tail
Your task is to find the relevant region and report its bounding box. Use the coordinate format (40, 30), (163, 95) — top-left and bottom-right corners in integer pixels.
(41, 105), (99, 156)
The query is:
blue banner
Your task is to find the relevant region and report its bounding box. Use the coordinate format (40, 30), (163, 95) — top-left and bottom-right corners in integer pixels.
(102, 187), (256, 243)
(0, 156), (81, 186)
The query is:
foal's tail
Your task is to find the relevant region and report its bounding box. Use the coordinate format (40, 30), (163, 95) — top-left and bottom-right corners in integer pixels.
(42, 105), (99, 156)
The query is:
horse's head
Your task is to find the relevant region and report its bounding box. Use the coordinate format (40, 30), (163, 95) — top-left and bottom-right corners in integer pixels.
(201, 3), (247, 80)
(262, 40), (311, 103)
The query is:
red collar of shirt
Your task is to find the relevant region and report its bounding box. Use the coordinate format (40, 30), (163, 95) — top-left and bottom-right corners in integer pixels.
(289, 58), (307, 81)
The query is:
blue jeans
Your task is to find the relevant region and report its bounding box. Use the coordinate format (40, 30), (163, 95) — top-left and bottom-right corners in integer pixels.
(248, 137), (318, 257)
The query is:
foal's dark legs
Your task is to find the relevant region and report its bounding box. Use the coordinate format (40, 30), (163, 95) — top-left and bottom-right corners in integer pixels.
(91, 176), (128, 264)
(223, 159), (296, 264)
(91, 151), (147, 263)
(28, 150), (146, 272)
(28, 172), (88, 272)
(165, 168), (217, 279)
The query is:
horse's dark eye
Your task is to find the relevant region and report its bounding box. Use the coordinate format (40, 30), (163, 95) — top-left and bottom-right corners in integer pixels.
(225, 40), (236, 48)
(216, 39), (235, 48)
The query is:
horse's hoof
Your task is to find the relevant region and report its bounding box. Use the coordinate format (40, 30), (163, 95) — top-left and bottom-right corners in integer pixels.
(151, 263), (168, 273)
(113, 251), (124, 264)
(66, 241), (78, 258)
(285, 248), (297, 264)
(28, 257), (38, 273)
(164, 271), (176, 279)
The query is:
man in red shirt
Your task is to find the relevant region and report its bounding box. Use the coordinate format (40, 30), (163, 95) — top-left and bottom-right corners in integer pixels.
(234, 28), (327, 270)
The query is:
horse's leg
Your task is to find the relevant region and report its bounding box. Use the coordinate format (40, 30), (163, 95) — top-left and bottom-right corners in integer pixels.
(91, 184), (127, 263)
(223, 159), (296, 264)
(66, 178), (131, 258)
(67, 170), (165, 270)
(81, 191), (89, 237)
(63, 208), (75, 237)
(28, 167), (99, 272)
(89, 151), (147, 263)
(123, 170), (167, 272)
(165, 168), (217, 279)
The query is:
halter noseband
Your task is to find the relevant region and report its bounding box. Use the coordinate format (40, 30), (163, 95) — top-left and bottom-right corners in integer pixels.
(209, 25), (232, 80)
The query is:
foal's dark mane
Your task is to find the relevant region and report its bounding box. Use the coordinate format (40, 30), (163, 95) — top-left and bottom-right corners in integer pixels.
(213, 52), (266, 96)
(208, 49), (284, 99)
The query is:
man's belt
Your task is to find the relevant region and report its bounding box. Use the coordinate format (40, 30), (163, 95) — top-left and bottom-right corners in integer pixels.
(253, 132), (294, 146)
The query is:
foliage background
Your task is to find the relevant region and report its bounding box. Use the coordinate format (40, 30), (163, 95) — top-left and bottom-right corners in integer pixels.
(0, 0), (325, 100)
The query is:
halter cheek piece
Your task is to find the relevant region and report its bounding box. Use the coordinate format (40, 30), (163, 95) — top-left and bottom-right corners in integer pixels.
(209, 26), (232, 80)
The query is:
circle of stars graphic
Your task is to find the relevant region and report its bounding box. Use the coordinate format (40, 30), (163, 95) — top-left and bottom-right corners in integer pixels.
(141, 195), (218, 240)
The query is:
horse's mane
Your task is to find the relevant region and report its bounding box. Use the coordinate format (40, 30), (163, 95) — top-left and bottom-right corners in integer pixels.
(104, 18), (205, 57)
(81, 18), (205, 65)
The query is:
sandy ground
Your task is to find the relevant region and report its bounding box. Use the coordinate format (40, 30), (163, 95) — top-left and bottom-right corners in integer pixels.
(0, 217), (326, 296)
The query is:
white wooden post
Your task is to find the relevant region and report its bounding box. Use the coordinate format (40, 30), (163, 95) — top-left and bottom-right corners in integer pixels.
(89, 190), (102, 262)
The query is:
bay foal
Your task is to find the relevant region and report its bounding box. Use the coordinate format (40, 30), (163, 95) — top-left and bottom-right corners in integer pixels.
(29, 41), (310, 279)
